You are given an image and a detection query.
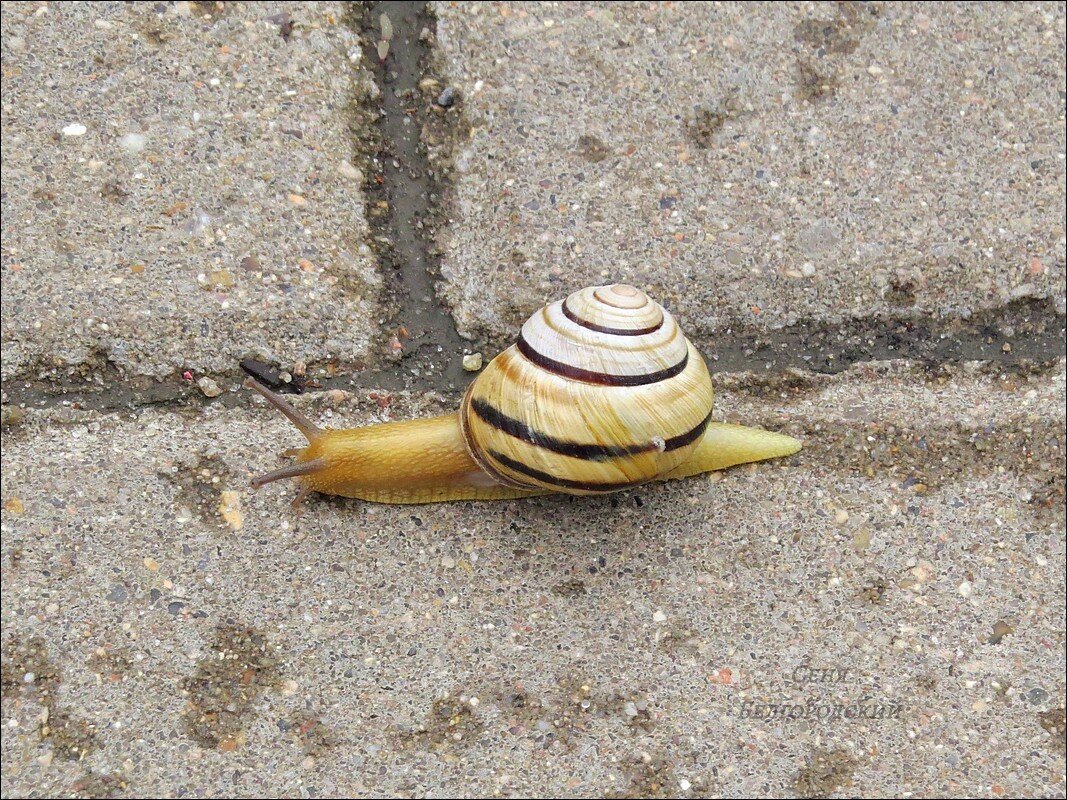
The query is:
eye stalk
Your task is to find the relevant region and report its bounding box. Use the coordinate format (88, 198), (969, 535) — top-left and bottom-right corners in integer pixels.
(243, 379), (328, 491)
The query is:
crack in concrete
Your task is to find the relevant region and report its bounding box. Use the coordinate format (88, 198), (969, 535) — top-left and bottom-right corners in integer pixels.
(1, 5), (1063, 418)
(701, 297), (1065, 374)
(356, 0), (474, 389)
(1, 300), (1062, 416)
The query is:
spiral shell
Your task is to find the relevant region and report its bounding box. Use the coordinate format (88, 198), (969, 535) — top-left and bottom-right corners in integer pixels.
(460, 284), (714, 495)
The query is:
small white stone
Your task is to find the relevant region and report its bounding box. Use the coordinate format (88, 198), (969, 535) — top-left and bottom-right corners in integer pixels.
(462, 353), (483, 372)
(679, 779), (692, 791)
(800, 262), (817, 277)
(338, 161), (362, 180)
(867, 64), (884, 76)
(652, 610), (667, 623)
(958, 581), (973, 598)
(61, 123), (87, 137)
(119, 133), (146, 153)
(197, 377), (223, 398)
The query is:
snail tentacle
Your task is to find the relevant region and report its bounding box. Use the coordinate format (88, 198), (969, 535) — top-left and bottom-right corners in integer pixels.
(244, 378), (321, 442)
(250, 458), (329, 490)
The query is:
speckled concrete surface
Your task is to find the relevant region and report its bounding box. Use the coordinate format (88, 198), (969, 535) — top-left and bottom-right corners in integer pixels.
(431, 2), (1066, 345)
(1, 362), (1064, 797)
(1, 1), (379, 382)
(2, 1), (1066, 798)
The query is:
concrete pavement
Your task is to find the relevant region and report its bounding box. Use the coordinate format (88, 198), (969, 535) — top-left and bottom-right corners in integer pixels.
(2, 2), (1065, 797)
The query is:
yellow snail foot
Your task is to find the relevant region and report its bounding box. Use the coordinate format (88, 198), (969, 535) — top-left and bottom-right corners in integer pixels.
(664, 423), (801, 480)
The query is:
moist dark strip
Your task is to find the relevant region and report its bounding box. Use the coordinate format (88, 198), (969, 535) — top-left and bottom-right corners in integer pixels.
(517, 335), (689, 386)
(487, 450), (650, 493)
(562, 300), (663, 336)
(472, 397), (712, 460)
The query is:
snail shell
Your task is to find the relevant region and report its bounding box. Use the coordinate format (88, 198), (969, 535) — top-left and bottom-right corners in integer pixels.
(460, 284), (714, 494)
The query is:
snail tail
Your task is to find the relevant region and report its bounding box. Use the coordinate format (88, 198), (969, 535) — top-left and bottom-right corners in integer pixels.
(665, 422), (801, 479)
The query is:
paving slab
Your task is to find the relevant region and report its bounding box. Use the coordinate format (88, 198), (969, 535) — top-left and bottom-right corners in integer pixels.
(1, 360), (1064, 797)
(431, 2), (1066, 344)
(1, 1), (379, 383)
(2, 2), (1065, 798)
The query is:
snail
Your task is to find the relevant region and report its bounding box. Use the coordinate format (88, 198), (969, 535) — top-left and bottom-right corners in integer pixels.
(247, 284), (800, 505)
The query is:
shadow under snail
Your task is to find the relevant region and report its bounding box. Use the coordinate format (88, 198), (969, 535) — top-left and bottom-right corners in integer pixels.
(247, 284), (801, 505)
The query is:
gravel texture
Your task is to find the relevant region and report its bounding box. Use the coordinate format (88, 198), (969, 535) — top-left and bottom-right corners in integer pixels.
(2, 2), (1065, 798)
(431, 2), (1066, 346)
(1, 1), (380, 383)
(1, 362), (1064, 797)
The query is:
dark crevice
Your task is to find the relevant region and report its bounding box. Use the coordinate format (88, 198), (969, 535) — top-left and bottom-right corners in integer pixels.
(355, 0), (474, 389)
(701, 297), (1065, 374)
(1, 299), (1063, 416)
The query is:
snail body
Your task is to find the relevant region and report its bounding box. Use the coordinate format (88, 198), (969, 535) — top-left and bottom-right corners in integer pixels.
(249, 284), (800, 505)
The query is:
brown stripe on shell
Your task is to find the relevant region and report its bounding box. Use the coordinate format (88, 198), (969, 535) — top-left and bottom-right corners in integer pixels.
(471, 396), (712, 460)
(516, 333), (689, 386)
(561, 299), (664, 336)
(485, 449), (651, 494)
(662, 408), (714, 451)
(539, 306), (679, 353)
(459, 386), (543, 490)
